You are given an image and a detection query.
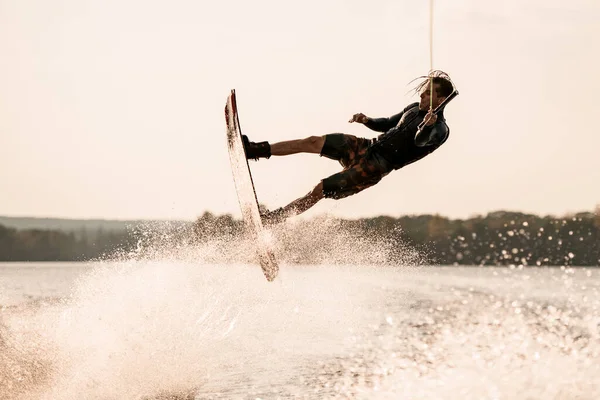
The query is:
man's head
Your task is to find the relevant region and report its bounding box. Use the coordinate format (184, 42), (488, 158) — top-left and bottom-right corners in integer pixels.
(413, 71), (455, 111)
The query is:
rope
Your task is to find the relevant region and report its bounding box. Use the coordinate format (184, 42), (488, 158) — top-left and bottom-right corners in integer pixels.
(429, 0), (434, 112)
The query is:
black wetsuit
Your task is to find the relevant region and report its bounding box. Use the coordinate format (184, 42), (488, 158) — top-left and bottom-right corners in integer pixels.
(319, 102), (450, 199)
(365, 102), (450, 170)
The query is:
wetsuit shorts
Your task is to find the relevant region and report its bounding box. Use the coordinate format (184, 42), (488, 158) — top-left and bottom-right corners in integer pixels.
(319, 133), (392, 199)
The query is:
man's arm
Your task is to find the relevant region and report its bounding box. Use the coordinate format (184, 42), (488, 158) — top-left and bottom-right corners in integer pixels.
(362, 112), (404, 132)
(349, 102), (419, 132)
(414, 120), (449, 147)
(349, 109), (407, 132)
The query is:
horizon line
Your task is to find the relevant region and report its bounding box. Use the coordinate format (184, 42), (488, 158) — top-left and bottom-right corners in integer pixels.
(1, 207), (598, 223)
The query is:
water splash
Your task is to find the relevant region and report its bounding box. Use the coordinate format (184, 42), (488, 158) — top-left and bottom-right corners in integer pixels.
(1, 219), (598, 399)
(0, 217), (420, 399)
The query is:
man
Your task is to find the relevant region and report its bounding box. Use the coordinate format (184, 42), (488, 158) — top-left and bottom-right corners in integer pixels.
(243, 70), (456, 224)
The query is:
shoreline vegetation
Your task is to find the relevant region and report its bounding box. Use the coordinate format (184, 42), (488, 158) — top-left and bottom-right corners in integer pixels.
(0, 208), (599, 266)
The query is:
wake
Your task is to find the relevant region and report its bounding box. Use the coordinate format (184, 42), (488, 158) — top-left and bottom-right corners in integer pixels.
(0, 218), (421, 400)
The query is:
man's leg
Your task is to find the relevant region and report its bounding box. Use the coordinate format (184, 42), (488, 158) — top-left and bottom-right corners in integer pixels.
(270, 136), (325, 156)
(243, 135), (325, 159)
(245, 133), (368, 164)
(262, 181), (324, 223)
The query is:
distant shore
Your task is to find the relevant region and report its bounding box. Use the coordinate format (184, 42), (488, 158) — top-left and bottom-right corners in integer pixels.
(1, 209), (599, 266)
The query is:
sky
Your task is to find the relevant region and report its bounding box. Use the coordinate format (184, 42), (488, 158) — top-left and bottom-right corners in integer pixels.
(1, 0), (599, 221)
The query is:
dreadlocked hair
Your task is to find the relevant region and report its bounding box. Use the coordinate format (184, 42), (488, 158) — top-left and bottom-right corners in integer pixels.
(410, 70), (455, 98)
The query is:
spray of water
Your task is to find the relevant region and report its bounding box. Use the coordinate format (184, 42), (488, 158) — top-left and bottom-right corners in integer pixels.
(0, 216), (423, 399)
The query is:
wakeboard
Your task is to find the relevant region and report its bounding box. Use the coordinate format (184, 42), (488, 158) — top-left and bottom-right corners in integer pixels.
(224, 89), (279, 282)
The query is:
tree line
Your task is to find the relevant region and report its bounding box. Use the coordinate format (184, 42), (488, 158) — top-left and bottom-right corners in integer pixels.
(0, 224), (137, 262)
(0, 209), (599, 266)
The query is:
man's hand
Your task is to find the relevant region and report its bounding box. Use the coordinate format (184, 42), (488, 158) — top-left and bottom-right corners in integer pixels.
(348, 113), (369, 124)
(423, 110), (438, 126)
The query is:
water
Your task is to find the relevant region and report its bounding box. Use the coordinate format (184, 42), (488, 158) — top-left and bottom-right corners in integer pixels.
(1, 261), (600, 399)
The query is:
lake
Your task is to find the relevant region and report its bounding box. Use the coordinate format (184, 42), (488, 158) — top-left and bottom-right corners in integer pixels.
(1, 261), (599, 399)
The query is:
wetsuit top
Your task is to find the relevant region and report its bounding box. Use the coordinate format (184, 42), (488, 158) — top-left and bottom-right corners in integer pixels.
(364, 102), (449, 170)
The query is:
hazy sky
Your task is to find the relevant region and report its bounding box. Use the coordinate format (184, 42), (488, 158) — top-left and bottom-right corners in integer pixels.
(1, 0), (599, 221)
